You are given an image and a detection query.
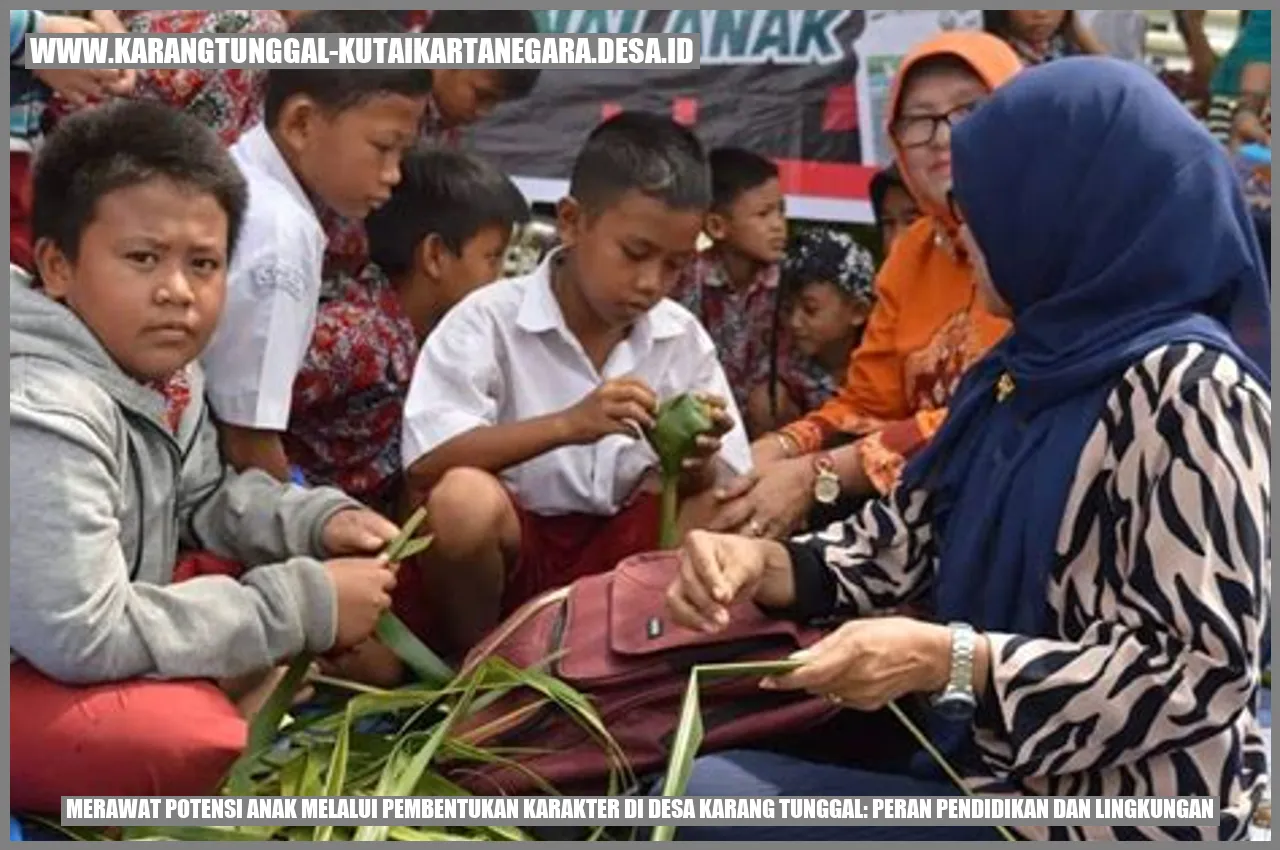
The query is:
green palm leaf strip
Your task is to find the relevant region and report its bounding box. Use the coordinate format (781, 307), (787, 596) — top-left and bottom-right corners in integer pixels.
(646, 393), (715, 549)
(651, 660), (802, 841)
(225, 507), (448, 795)
(653, 660), (1018, 842)
(883, 701), (1018, 842)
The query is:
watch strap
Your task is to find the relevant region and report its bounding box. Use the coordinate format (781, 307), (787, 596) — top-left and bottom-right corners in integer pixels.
(946, 621), (976, 697)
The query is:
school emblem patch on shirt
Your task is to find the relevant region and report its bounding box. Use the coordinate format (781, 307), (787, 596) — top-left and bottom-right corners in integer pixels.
(249, 262), (309, 302)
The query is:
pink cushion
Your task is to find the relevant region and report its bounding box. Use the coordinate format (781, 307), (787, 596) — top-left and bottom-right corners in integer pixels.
(10, 662), (246, 812)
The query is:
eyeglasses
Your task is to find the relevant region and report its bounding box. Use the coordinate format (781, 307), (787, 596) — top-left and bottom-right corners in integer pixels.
(890, 101), (983, 149)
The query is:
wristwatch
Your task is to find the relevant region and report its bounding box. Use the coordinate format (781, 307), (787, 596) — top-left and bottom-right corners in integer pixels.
(812, 453), (841, 505)
(932, 622), (978, 720)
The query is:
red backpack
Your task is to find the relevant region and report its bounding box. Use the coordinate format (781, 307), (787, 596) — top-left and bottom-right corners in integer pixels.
(448, 551), (840, 796)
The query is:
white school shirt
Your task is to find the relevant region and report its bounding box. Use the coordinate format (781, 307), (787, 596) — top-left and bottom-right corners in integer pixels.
(400, 253), (754, 517)
(201, 124), (327, 431)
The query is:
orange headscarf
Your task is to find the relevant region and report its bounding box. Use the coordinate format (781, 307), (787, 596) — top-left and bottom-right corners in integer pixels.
(887, 31), (1026, 229)
(778, 32), (1022, 493)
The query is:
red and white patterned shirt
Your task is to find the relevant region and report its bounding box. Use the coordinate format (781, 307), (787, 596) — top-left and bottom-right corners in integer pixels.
(670, 250), (806, 417)
(46, 10), (284, 146)
(286, 264), (418, 506)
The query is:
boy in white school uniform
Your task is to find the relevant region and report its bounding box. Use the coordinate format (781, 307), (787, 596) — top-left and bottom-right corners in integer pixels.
(201, 10), (431, 481)
(399, 112), (755, 657)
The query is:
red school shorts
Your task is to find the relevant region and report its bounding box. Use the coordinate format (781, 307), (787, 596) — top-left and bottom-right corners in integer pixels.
(391, 492), (663, 645)
(11, 553), (249, 814)
(501, 491), (663, 616)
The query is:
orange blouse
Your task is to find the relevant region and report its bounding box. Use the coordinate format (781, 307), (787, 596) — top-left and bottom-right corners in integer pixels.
(777, 30), (1021, 494)
(780, 222), (1010, 492)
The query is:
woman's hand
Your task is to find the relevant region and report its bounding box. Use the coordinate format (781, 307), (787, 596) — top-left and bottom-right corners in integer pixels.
(710, 456), (816, 539)
(761, 618), (955, 711)
(750, 434), (793, 469)
(665, 530), (796, 632)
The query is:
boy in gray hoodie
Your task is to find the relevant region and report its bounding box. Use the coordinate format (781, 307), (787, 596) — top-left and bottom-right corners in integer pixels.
(10, 100), (403, 808)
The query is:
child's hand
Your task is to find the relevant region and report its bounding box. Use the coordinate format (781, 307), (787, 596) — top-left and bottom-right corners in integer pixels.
(322, 508), (400, 556)
(32, 15), (135, 105)
(325, 557), (397, 650)
(679, 394), (734, 487)
(88, 9), (129, 33)
(223, 662), (319, 719)
(319, 639), (405, 689)
(562, 377), (658, 444)
(694, 393), (734, 438)
(86, 11), (137, 95)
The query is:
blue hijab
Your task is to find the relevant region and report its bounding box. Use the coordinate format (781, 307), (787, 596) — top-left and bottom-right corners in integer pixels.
(905, 57), (1270, 697)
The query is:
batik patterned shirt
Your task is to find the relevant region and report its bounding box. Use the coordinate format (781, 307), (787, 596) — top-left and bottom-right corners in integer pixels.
(670, 251), (796, 417)
(45, 10), (284, 146)
(286, 264), (418, 505)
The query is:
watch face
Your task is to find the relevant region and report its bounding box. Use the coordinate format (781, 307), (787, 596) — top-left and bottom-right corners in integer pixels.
(815, 474), (841, 505)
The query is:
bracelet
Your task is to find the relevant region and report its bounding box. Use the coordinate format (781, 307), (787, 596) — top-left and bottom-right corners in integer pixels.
(774, 431), (799, 458)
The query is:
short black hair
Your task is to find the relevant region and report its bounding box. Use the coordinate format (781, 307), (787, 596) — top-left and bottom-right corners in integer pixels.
(568, 111), (710, 214)
(708, 147), (779, 212)
(422, 11), (541, 100)
(32, 100), (248, 262)
(366, 147), (531, 275)
(264, 11), (433, 128)
(781, 227), (876, 304)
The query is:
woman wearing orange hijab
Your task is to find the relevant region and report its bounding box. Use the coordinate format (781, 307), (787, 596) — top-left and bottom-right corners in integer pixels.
(714, 32), (1022, 539)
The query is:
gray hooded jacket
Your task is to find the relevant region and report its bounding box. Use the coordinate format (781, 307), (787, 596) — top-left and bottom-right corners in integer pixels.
(10, 266), (354, 684)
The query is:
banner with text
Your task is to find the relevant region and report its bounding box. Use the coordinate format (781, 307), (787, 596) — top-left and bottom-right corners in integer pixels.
(62, 795), (1219, 828)
(465, 10), (985, 223)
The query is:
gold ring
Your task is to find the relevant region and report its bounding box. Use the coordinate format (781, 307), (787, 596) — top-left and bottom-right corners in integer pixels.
(827, 693), (844, 706)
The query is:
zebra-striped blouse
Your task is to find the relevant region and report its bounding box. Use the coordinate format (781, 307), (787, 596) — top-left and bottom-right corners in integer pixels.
(789, 343), (1270, 841)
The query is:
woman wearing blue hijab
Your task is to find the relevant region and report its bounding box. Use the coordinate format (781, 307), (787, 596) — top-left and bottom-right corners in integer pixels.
(661, 58), (1270, 841)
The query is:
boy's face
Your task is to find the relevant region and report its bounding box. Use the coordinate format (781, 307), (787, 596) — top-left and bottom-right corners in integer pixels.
(1008, 10), (1068, 45)
(36, 178), (229, 381)
(707, 177), (787, 265)
(557, 189), (703, 329)
(878, 184), (922, 254)
(787, 280), (868, 359)
(431, 69), (507, 128)
(435, 223), (513, 309)
(283, 93), (429, 220)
